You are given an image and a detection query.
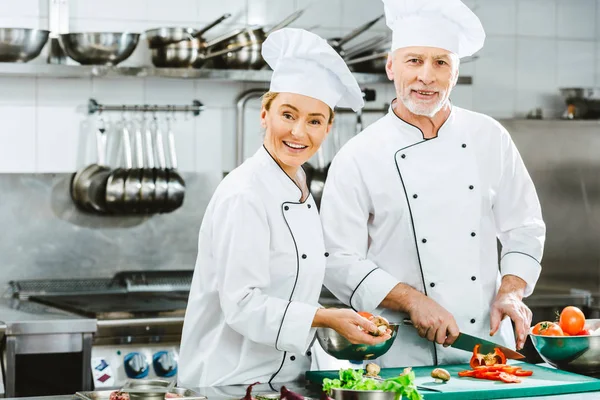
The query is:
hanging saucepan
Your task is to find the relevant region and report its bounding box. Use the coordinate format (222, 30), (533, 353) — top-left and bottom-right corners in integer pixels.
(145, 13), (231, 48)
(71, 119), (110, 213)
(208, 9), (305, 70)
(140, 120), (157, 213)
(163, 116), (185, 212)
(123, 119), (144, 213)
(327, 14), (385, 57)
(154, 37), (248, 69)
(105, 122), (133, 213)
(152, 119), (169, 213)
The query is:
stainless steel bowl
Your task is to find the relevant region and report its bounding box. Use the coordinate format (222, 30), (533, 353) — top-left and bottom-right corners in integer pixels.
(316, 324), (399, 360)
(0, 28), (49, 62)
(330, 388), (395, 400)
(59, 32), (140, 65)
(530, 319), (600, 377)
(151, 40), (200, 68)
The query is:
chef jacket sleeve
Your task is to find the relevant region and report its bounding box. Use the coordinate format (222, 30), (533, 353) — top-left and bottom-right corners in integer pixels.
(494, 128), (546, 297)
(212, 192), (318, 354)
(320, 151), (400, 312)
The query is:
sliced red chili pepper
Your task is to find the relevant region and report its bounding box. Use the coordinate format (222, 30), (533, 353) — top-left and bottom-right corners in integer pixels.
(498, 372), (521, 383)
(458, 370), (477, 377)
(514, 370), (533, 377)
(475, 371), (502, 381)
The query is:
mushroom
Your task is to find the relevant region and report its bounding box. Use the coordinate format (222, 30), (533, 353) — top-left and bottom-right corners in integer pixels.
(369, 316), (391, 336)
(431, 368), (451, 383)
(365, 363), (381, 377)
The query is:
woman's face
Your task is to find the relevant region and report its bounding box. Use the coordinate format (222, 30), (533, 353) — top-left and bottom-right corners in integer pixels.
(261, 92), (332, 172)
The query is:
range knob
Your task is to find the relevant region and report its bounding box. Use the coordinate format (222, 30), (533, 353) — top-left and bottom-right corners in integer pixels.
(153, 351), (178, 377)
(124, 352), (149, 379)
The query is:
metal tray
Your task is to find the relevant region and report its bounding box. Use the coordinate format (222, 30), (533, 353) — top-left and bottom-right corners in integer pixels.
(75, 387), (207, 400)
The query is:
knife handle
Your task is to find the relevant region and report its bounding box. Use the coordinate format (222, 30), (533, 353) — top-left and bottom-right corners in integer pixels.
(403, 318), (413, 326)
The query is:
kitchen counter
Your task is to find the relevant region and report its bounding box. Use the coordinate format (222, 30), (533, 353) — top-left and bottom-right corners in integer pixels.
(2, 380), (600, 400)
(0, 298), (95, 335)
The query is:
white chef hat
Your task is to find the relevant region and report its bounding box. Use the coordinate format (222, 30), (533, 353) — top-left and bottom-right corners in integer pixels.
(382, 0), (485, 58)
(262, 28), (365, 112)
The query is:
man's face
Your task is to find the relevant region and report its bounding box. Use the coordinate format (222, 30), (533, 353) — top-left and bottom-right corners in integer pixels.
(386, 46), (459, 117)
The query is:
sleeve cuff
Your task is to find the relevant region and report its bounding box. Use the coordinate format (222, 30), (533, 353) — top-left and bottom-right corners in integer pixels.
(349, 268), (400, 312)
(275, 302), (319, 354)
(500, 252), (542, 297)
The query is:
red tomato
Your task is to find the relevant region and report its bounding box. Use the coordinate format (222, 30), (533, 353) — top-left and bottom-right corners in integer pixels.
(559, 306), (586, 336)
(532, 321), (564, 336)
(576, 328), (591, 336)
(357, 311), (373, 319)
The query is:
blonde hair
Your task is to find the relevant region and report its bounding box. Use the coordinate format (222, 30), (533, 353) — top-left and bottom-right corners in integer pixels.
(261, 91), (335, 124)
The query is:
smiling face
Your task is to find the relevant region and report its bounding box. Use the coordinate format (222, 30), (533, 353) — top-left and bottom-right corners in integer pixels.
(261, 92), (333, 176)
(386, 46), (459, 117)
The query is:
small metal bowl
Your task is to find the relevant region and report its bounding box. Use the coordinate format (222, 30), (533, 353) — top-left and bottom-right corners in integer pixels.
(0, 28), (49, 62)
(121, 379), (175, 400)
(330, 388), (395, 400)
(315, 324), (399, 360)
(530, 318), (600, 377)
(59, 32), (140, 65)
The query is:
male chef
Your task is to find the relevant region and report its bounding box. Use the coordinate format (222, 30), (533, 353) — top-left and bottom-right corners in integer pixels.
(320, 0), (546, 367)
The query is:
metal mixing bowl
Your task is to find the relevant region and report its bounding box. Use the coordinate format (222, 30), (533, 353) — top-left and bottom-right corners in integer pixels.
(0, 28), (49, 62)
(530, 319), (600, 377)
(59, 32), (140, 65)
(316, 324), (399, 360)
(330, 388), (395, 400)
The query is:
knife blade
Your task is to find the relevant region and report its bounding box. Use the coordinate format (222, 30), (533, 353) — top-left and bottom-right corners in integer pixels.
(401, 318), (525, 360)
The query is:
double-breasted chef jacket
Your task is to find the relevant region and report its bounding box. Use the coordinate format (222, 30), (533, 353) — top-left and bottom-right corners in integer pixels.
(320, 102), (546, 367)
(178, 146), (326, 387)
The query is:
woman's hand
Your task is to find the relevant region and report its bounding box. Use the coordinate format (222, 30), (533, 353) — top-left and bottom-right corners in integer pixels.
(313, 308), (392, 345)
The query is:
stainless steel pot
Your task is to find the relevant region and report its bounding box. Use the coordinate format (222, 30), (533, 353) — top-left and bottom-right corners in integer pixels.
(145, 13), (231, 49)
(105, 124), (133, 213)
(59, 32), (140, 66)
(208, 9), (304, 70)
(123, 123), (144, 213)
(153, 39), (246, 68)
(0, 28), (49, 62)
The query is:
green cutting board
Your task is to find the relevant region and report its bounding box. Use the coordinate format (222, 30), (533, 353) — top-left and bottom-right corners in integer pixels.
(306, 363), (600, 399)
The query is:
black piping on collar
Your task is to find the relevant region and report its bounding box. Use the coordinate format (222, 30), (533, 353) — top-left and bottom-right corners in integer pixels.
(393, 144), (439, 366)
(389, 98), (453, 141)
(262, 144), (308, 204)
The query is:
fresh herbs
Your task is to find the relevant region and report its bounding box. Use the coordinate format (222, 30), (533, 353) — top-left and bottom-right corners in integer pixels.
(322, 367), (423, 400)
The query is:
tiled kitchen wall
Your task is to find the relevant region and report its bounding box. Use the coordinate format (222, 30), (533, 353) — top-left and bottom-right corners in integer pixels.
(0, 0), (598, 173)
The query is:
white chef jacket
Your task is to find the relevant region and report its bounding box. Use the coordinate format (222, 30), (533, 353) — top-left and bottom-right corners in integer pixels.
(179, 146), (326, 387)
(320, 103), (546, 367)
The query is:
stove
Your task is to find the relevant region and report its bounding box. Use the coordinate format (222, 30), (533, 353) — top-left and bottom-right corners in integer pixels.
(9, 270), (193, 389)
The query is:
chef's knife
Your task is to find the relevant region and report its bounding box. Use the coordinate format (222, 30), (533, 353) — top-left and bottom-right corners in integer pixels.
(402, 318), (525, 360)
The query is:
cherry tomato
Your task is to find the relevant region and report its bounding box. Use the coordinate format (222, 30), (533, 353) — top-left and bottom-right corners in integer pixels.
(559, 306), (586, 336)
(357, 311), (373, 319)
(532, 321), (564, 336)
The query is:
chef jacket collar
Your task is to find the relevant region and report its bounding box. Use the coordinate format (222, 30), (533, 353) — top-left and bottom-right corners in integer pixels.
(256, 145), (306, 203)
(387, 99), (456, 141)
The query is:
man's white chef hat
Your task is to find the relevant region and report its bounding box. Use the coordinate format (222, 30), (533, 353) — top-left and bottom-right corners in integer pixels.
(382, 0), (485, 58)
(262, 28), (365, 112)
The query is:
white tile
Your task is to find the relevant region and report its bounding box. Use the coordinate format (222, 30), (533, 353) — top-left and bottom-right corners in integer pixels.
(557, 0), (596, 40)
(195, 80), (245, 108)
(517, 0), (557, 38)
(197, 107), (225, 173)
(340, 0), (385, 30)
(557, 40), (595, 87)
(0, 16), (43, 28)
(515, 90), (564, 119)
(475, 0), (517, 36)
(247, 0), (297, 27)
(449, 85), (473, 110)
(68, 19), (146, 33)
(91, 78), (145, 105)
(70, 0), (147, 20)
(196, 0), (247, 26)
(472, 36), (517, 117)
(516, 38), (557, 90)
(146, 0), (198, 22)
(295, 0), (342, 31)
(0, 0), (45, 17)
(37, 77), (93, 106)
(0, 77), (36, 105)
(0, 106), (36, 172)
(36, 107), (82, 172)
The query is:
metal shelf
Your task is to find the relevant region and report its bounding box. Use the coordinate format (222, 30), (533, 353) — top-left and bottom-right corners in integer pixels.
(0, 63), (473, 84)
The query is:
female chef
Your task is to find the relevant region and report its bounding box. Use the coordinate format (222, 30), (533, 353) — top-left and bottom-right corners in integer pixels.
(178, 28), (390, 387)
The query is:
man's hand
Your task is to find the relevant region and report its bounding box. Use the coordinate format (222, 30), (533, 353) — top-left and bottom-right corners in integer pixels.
(490, 275), (532, 350)
(407, 292), (460, 347)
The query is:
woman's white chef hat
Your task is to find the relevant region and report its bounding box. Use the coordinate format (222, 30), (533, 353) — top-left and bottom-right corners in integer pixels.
(262, 28), (365, 112)
(382, 0), (485, 58)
